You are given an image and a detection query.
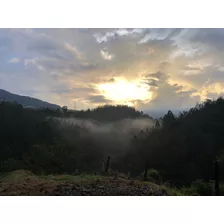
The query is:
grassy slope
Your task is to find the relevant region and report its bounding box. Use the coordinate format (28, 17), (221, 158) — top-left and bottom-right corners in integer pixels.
(0, 170), (184, 196)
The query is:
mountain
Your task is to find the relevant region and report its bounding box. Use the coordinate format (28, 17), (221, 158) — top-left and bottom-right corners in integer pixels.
(0, 89), (61, 110)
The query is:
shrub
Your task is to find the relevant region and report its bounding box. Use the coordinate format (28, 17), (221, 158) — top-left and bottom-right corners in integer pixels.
(180, 187), (200, 196)
(219, 184), (224, 196)
(141, 169), (162, 183)
(190, 179), (214, 196)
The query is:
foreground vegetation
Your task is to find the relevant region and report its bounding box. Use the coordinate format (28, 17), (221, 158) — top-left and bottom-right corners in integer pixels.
(0, 170), (172, 196)
(1, 98), (224, 195)
(1, 170), (223, 196)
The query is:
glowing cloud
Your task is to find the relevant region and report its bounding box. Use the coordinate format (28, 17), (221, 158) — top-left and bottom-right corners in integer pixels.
(96, 77), (152, 106)
(100, 50), (113, 60)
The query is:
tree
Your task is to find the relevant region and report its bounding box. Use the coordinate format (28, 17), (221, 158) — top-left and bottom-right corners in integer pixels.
(62, 106), (68, 114)
(154, 119), (160, 128)
(162, 110), (175, 128)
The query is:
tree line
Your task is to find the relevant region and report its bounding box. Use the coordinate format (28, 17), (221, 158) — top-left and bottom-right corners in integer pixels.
(0, 98), (224, 188)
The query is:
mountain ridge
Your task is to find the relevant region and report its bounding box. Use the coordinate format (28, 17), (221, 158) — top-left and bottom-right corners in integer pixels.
(0, 89), (61, 110)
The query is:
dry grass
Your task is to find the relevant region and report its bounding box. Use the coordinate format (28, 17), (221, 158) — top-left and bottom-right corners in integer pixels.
(0, 170), (59, 196)
(0, 170), (112, 195)
(0, 170), (179, 196)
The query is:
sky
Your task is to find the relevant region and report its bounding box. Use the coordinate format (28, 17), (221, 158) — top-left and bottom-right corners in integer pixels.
(0, 28), (224, 112)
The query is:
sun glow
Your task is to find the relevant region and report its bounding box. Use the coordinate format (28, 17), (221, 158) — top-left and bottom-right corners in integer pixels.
(96, 78), (152, 106)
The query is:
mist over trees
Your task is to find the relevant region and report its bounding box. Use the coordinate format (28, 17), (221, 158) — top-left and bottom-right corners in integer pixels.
(1, 98), (224, 188)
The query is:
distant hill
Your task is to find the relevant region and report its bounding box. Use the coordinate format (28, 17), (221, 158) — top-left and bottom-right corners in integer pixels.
(0, 89), (61, 110)
(68, 105), (153, 122)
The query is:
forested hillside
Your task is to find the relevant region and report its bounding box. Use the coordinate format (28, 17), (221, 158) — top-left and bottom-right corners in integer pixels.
(0, 89), (61, 109)
(1, 98), (224, 195)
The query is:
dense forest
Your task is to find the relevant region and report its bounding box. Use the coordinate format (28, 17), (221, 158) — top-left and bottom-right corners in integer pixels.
(0, 98), (224, 192)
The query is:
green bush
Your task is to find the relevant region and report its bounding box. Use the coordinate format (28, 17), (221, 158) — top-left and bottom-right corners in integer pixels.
(190, 179), (214, 196)
(141, 169), (162, 183)
(219, 184), (224, 196)
(180, 187), (200, 196)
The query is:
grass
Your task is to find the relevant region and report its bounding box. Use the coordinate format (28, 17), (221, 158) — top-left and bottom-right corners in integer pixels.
(0, 170), (105, 183)
(40, 173), (106, 183)
(0, 170), (56, 196)
(138, 181), (185, 196)
(0, 170), (37, 182)
(0, 170), (170, 196)
(1, 170), (222, 196)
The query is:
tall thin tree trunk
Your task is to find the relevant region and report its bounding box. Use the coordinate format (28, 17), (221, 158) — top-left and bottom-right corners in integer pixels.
(214, 135), (220, 196)
(105, 156), (110, 173)
(215, 158), (220, 196)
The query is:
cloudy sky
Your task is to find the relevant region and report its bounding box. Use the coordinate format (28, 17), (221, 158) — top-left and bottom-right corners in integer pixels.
(0, 28), (224, 112)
